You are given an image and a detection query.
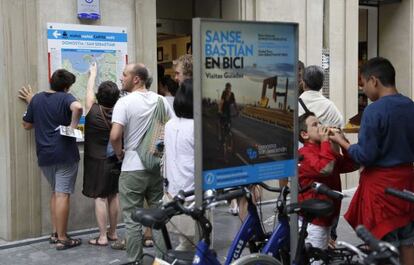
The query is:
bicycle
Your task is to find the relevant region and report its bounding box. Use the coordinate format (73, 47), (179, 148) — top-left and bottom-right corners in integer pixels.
(131, 182), (349, 265)
(224, 183), (360, 265)
(134, 188), (262, 265)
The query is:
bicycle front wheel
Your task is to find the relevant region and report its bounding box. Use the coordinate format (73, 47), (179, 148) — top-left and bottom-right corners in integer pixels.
(231, 253), (282, 265)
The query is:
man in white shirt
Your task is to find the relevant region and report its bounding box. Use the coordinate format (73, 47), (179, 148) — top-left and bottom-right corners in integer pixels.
(110, 63), (173, 263)
(299, 65), (344, 129)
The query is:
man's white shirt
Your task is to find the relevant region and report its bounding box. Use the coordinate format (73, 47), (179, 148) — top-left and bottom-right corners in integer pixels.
(112, 90), (173, 171)
(299, 90), (345, 128)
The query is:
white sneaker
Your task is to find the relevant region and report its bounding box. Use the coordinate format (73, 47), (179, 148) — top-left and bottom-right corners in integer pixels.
(229, 205), (239, 216)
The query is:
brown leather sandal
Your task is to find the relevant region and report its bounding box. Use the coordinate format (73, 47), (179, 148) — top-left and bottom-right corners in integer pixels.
(56, 238), (82, 250)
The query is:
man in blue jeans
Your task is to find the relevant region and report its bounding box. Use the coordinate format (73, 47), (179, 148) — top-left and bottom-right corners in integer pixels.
(19, 69), (83, 250)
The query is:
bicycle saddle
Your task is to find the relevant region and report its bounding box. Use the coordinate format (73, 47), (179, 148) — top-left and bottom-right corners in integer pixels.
(286, 199), (333, 220)
(165, 250), (195, 265)
(131, 208), (169, 230)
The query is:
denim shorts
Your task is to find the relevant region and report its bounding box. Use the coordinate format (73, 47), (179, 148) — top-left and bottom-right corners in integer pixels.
(382, 221), (414, 247)
(40, 162), (79, 194)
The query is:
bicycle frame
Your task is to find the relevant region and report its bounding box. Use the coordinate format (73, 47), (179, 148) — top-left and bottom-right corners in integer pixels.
(261, 186), (290, 261)
(261, 215), (290, 258)
(193, 240), (221, 265)
(224, 198), (267, 264)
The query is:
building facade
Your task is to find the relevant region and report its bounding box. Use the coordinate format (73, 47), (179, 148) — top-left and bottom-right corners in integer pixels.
(0, 0), (409, 241)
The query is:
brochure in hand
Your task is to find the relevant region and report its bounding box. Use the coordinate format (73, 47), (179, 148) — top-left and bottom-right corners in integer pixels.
(57, 125), (83, 139)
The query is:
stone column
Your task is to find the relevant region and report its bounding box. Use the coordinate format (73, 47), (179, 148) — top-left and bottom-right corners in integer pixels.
(135, 0), (158, 91)
(306, 0), (324, 65)
(380, 1), (413, 98)
(328, 0), (359, 189)
(328, 0), (358, 122)
(0, 0), (41, 240)
(254, 0), (323, 65)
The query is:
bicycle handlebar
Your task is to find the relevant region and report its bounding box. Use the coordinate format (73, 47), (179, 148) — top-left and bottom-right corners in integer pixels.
(356, 225), (381, 252)
(312, 182), (344, 200)
(259, 182), (282, 193)
(385, 188), (414, 203)
(168, 182), (343, 213)
(215, 188), (247, 202)
(336, 241), (367, 261)
(356, 225), (400, 265)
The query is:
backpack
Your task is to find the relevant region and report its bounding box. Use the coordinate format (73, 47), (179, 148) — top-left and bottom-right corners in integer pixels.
(136, 97), (169, 173)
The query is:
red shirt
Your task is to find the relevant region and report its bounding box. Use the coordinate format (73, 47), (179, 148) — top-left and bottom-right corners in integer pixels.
(345, 164), (414, 239)
(299, 141), (356, 226)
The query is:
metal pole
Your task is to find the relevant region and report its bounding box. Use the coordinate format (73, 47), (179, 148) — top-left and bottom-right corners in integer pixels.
(192, 18), (203, 242)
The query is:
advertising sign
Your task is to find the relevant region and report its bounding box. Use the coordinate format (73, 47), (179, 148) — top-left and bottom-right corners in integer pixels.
(47, 23), (128, 109)
(193, 19), (298, 190)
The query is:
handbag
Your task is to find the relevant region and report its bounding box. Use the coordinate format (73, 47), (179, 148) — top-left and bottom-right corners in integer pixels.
(136, 97), (168, 173)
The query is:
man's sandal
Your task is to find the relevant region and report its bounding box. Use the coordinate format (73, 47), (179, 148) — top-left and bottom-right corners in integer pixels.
(56, 238), (82, 251)
(49, 233), (73, 244)
(110, 239), (126, 250)
(143, 237), (153, 248)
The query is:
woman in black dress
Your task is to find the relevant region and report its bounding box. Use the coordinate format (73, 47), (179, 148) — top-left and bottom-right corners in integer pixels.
(83, 63), (121, 246)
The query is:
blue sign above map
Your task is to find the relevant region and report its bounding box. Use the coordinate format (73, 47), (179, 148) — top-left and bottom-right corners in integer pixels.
(47, 29), (127, 42)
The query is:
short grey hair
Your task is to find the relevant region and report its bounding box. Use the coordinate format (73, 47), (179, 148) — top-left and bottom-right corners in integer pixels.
(303, 65), (324, 91)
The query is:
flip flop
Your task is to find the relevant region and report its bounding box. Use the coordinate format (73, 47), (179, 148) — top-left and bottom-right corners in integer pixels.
(88, 237), (108, 246)
(56, 238), (82, 251)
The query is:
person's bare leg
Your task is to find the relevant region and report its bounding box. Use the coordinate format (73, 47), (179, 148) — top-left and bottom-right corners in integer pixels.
(400, 245), (414, 265)
(238, 197), (248, 221)
(144, 227), (153, 240)
(107, 193), (119, 240)
(238, 186), (262, 221)
(143, 199), (153, 246)
(92, 197), (109, 245)
(50, 192), (57, 234)
(55, 192), (70, 240)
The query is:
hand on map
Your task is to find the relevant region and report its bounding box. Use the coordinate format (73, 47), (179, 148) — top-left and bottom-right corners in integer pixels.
(18, 85), (34, 104)
(89, 62), (97, 78)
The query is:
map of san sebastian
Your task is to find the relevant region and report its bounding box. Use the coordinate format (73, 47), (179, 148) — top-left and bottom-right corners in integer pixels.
(61, 49), (119, 107)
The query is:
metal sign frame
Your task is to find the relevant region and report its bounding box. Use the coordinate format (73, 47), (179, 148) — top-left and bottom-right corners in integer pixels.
(193, 18), (299, 259)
